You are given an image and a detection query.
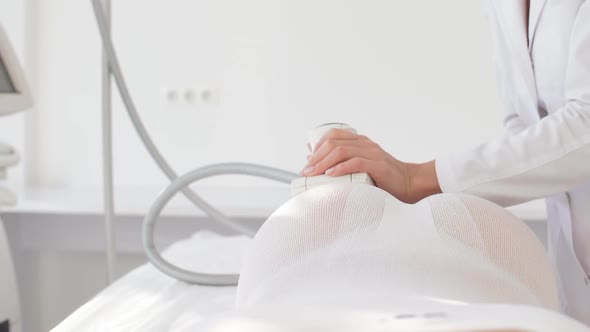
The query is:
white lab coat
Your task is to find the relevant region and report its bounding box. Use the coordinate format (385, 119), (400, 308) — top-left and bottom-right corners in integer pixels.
(435, 0), (590, 325)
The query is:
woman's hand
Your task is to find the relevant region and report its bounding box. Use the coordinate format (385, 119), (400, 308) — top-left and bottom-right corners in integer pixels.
(299, 129), (441, 204)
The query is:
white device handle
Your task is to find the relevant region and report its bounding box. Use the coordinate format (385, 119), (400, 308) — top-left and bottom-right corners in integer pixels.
(308, 123), (356, 152)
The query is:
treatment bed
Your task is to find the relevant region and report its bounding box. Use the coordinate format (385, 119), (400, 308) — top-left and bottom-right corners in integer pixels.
(51, 231), (250, 331)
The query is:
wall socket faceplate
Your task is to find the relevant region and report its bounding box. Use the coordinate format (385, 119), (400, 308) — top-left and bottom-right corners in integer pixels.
(162, 87), (220, 109)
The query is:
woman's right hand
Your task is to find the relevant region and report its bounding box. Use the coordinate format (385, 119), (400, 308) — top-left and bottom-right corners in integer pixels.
(300, 129), (441, 204)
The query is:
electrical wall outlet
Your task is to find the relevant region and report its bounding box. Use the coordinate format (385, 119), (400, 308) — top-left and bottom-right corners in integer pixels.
(162, 87), (220, 109)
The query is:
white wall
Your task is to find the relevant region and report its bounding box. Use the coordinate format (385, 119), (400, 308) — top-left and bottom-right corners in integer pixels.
(28, 0), (503, 189)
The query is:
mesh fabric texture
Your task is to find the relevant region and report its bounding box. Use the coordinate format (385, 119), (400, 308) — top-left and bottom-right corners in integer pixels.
(236, 184), (559, 311)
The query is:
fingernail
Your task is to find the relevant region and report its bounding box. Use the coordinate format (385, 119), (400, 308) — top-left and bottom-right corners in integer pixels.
(302, 166), (315, 176)
(325, 167), (335, 175)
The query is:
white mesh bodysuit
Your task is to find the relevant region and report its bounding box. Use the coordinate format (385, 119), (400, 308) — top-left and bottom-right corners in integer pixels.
(236, 184), (559, 312)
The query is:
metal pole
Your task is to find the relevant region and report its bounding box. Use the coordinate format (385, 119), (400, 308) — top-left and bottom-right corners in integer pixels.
(101, 0), (116, 284)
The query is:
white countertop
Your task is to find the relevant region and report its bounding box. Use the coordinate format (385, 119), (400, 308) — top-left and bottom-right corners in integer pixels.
(1, 185), (291, 219)
(0, 185), (548, 221)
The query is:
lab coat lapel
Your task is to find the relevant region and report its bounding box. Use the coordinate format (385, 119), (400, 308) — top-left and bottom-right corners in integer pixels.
(528, 0), (548, 51)
(495, 0), (529, 48)
(489, 0), (540, 125)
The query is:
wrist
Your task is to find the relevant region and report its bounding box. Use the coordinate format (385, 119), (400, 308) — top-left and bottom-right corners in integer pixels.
(407, 160), (442, 203)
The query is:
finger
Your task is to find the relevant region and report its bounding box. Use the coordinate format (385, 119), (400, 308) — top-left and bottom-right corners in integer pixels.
(306, 139), (362, 167)
(313, 128), (359, 152)
(307, 146), (363, 176)
(325, 157), (372, 176)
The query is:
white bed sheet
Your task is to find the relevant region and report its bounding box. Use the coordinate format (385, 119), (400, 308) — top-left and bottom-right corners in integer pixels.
(51, 231), (251, 332)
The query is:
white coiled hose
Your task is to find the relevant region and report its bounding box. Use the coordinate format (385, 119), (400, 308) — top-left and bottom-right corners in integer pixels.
(90, 0), (298, 285)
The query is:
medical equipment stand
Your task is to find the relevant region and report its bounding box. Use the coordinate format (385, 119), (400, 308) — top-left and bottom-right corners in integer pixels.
(0, 147), (20, 332)
(100, 0), (117, 285)
(0, 218), (20, 332)
(0, 21), (31, 332)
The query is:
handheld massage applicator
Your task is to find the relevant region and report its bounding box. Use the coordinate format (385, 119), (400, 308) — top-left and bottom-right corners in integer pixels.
(291, 123), (375, 196)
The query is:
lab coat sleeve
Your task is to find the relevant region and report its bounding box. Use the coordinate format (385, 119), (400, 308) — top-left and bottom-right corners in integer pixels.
(435, 1), (590, 207)
(503, 112), (528, 135)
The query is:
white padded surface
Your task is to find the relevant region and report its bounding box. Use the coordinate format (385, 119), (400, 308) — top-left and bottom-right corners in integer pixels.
(237, 184), (559, 311)
(52, 232), (250, 332)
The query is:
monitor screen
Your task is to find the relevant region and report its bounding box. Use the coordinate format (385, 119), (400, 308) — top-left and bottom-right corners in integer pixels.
(0, 55), (16, 93)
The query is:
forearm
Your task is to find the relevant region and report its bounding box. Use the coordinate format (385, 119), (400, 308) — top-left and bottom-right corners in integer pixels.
(407, 160), (442, 203)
